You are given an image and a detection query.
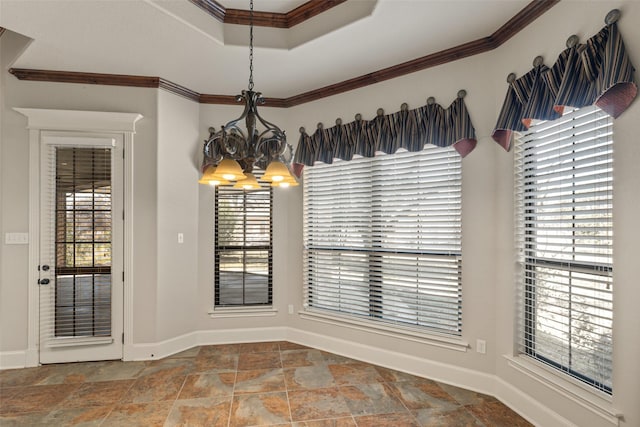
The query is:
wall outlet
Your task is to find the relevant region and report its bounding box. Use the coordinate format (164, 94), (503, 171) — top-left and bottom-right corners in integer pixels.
(476, 339), (486, 354)
(288, 304), (294, 315)
(177, 233), (184, 244)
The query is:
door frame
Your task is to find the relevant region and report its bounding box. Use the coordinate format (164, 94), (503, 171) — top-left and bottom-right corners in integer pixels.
(15, 108), (143, 367)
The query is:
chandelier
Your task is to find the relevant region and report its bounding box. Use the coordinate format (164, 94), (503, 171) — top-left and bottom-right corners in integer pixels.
(198, 0), (297, 190)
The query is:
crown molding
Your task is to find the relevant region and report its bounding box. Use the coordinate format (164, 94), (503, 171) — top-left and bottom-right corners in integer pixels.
(188, 0), (347, 28)
(8, 0), (560, 108)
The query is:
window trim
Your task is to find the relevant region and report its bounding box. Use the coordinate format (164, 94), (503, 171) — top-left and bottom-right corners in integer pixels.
(505, 355), (620, 424)
(302, 147), (463, 337)
(299, 308), (469, 352)
(214, 183), (273, 308)
(514, 105), (614, 395)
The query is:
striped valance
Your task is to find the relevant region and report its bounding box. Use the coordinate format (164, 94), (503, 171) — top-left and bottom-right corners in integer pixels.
(294, 91), (476, 170)
(492, 10), (637, 151)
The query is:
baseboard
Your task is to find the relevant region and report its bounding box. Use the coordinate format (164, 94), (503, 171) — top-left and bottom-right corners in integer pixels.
(494, 376), (577, 427)
(197, 326), (288, 346)
(286, 327), (495, 394)
(125, 326), (288, 361)
(0, 350), (27, 370)
(125, 331), (200, 361)
(286, 327), (573, 427)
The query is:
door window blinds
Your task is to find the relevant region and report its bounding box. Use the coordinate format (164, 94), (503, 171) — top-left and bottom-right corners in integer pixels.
(49, 147), (113, 338)
(215, 179), (273, 306)
(515, 105), (613, 393)
(303, 147), (462, 335)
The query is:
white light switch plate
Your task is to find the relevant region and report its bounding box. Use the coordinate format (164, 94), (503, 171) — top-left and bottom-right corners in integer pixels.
(5, 232), (29, 244)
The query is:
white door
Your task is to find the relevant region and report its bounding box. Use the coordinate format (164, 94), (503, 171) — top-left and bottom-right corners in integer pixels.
(38, 133), (124, 364)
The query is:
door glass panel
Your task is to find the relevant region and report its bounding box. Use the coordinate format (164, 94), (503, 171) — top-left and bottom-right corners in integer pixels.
(54, 147), (112, 338)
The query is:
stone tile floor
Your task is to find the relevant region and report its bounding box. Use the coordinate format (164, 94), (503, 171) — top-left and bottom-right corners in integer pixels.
(0, 341), (533, 426)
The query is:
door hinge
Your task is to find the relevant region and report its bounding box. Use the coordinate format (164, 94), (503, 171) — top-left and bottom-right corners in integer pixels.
(122, 210), (125, 220)
(122, 333), (124, 344)
(122, 271), (125, 282)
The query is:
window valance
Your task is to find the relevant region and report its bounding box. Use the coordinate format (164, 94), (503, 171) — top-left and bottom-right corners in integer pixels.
(294, 91), (477, 171)
(492, 9), (637, 151)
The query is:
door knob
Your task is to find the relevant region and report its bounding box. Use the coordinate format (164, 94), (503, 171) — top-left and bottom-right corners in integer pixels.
(39, 278), (50, 285)
(42, 265), (50, 271)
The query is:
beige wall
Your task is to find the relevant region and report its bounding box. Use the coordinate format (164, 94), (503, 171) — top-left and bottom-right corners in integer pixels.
(280, 2), (640, 425)
(1, 1), (639, 425)
(155, 90), (200, 343)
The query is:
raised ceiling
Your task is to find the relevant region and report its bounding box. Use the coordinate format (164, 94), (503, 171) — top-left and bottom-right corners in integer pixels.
(0, 0), (555, 100)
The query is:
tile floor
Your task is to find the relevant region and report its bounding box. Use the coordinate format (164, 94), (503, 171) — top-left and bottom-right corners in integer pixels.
(0, 341), (533, 426)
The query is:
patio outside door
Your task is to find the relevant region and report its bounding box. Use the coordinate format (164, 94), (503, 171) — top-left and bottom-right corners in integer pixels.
(38, 133), (123, 364)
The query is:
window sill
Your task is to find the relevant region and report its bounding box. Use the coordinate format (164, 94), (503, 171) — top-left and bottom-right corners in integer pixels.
(208, 307), (278, 318)
(299, 309), (468, 352)
(504, 355), (621, 424)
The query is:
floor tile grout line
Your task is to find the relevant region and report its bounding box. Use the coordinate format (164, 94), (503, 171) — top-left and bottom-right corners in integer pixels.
(97, 375), (138, 426)
(163, 362), (192, 427)
(226, 349), (239, 427)
(278, 345), (294, 425)
(384, 380), (422, 427)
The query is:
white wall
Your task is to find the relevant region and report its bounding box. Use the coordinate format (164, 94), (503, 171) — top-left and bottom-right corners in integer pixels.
(1, 1), (639, 426)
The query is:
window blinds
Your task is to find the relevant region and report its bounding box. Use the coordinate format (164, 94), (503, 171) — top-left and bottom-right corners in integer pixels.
(42, 146), (113, 341)
(515, 105), (613, 393)
(303, 147), (462, 335)
(215, 180), (272, 306)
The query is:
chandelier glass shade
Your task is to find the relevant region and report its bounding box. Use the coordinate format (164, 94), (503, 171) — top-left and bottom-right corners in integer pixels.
(199, 0), (297, 189)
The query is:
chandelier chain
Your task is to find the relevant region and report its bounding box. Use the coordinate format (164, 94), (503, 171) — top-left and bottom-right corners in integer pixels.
(248, 0), (254, 91)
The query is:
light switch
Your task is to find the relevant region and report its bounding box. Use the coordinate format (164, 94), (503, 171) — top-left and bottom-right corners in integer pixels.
(5, 232), (29, 245)
(177, 233), (184, 244)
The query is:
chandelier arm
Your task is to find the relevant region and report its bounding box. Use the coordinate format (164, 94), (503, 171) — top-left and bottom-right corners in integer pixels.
(254, 110), (286, 141)
(200, 0), (295, 184)
(222, 94), (251, 131)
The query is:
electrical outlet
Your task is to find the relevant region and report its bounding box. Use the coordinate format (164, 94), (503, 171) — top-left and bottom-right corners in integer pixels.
(177, 233), (184, 244)
(476, 339), (486, 354)
(288, 304), (294, 315)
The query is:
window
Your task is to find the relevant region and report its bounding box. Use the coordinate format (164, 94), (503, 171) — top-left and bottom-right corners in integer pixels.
(214, 181), (272, 307)
(515, 105), (613, 393)
(54, 147), (112, 337)
(303, 146), (462, 335)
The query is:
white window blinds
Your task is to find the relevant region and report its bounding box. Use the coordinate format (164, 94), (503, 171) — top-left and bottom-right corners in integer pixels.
(303, 147), (462, 335)
(515, 105), (613, 393)
(42, 146), (114, 341)
(215, 180), (272, 306)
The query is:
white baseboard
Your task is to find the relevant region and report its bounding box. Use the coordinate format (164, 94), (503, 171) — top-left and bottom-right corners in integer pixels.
(494, 376), (577, 427)
(286, 327), (493, 393)
(125, 331), (200, 361)
(124, 326), (288, 361)
(0, 350), (27, 370)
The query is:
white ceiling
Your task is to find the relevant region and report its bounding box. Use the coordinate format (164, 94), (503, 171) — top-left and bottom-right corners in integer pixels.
(1, 0), (531, 98)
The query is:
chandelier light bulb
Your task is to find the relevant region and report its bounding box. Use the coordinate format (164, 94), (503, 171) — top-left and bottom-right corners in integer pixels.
(198, 0), (295, 190)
